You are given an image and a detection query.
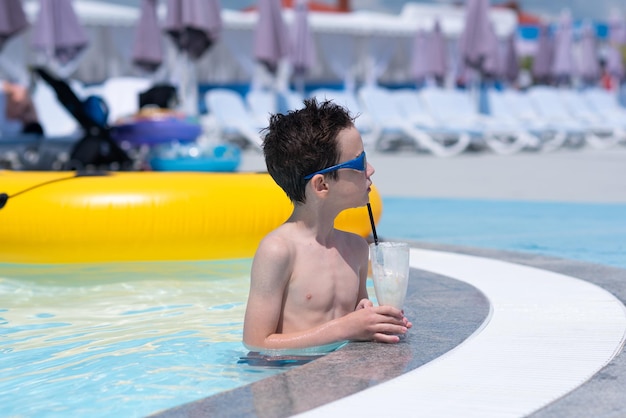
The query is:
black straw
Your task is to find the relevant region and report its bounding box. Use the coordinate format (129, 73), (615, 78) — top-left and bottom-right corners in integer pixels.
(367, 203), (379, 245)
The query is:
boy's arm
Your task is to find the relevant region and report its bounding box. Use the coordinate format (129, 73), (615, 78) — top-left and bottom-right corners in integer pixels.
(243, 236), (408, 351)
(243, 235), (294, 349)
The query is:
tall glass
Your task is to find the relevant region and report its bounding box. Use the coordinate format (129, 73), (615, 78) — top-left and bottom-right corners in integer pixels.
(369, 242), (410, 309)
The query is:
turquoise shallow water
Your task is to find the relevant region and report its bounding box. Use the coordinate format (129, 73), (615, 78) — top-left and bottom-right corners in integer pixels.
(379, 198), (626, 270)
(0, 260), (280, 418)
(1, 197), (624, 417)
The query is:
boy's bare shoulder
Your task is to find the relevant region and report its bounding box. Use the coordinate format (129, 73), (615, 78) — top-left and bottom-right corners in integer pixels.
(255, 225), (297, 260)
(334, 229), (369, 251)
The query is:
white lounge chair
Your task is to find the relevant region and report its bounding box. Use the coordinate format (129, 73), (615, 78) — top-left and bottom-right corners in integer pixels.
(487, 89), (564, 152)
(557, 89), (623, 149)
(246, 89), (277, 128)
(32, 79), (82, 138)
(419, 87), (529, 155)
(204, 88), (264, 149)
(308, 88), (378, 149)
(281, 90), (305, 111)
(583, 88), (626, 119)
(359, 86), (470, 156)
(526, 86), (590, 148)
(246, 90), (305, 122)
(494, 90), (567, 152)
(581, 88), (626, 145)
(99, 77), (152, 125)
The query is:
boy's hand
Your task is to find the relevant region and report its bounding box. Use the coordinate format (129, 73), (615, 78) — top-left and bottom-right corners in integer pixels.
(355, 298), (373, 310)
(355, 299), (412, 330)
(346, 305), (410, 344)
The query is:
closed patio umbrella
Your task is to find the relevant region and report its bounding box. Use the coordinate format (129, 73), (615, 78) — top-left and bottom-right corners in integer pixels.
(532, 23), (553, 84)
(606, 12), (625, 83)
(458, 0), (499, 114)
(254, 0), (290, 76)
(458, 0), (498, 77)
(577, 22), (599, 85)
(605, 45), (624, 81)
(410, 29), (429, 85)
(500, 33), (519, 85)
(164, 0), (222, 60)
(290, 0), (315, 95)
(428, 19), (447, 85)
(30, 0), (89, 72)
(608, 12), (626, 46)
(164, 0), (222, 115)
(0, 0), (28, 51)
(551, 10), (574, 86)
(132, 0), (163, 73)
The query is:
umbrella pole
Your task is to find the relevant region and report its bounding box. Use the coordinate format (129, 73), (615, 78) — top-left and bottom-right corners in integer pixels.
(179, 51), (198, 116)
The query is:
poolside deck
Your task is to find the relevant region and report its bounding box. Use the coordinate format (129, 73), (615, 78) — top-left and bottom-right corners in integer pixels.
(155, 145), (626, 417)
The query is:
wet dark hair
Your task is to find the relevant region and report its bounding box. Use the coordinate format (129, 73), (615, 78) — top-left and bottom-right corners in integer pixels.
(262, 98), (355, 204)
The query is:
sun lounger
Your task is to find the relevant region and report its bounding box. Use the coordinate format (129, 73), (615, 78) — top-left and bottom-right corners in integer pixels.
(281, 90), (305, 111)
(557, 89), (623, 149)
(32, 79), (82, 138)
(204, 88), (264, 149)
(583, 88), (626, 117)
(494, 89), (567, 152)
(308, 88), (378, 149)
(487, 89), (565, 152)
(526, 86), (591, 148)
(419, 87), (529, 155)
(99, 77), (152, 125)
(581, 88), (626, 145)
(359, 86), (470, 156)
(246, 89), (277, 127)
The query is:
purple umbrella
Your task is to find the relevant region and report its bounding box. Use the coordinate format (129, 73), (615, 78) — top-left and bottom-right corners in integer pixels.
(132, 0), (163, 73)
(254, 0), (290, 74)
(531, 23), (553, 84)
(605, 11), (625, 82)
(290, 0), (315, 93)
(500, 33), (519, 85)
(428, 19), (447, 84)
(608, 13), (626, 46)
(481, 22), (500, 77)
(458, 0), (498, 76)
(576, 23), (599, 84)
(551, 10), (574, 85)
(30, 0), (89, 66)
(0, 0), (28, 51)
(290, 0), (315, 74)
(164, 0), (222, 114)
(164, 0), (222, 60)
(411, 29), (429, 84)
(605, 45), (624, 81)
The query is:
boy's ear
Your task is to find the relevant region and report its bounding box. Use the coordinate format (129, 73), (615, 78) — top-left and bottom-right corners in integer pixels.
(311, 175), (329, 193)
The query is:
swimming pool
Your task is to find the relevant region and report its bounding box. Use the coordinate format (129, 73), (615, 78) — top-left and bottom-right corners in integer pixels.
(0, 260), (273, 417)
(379, 198), (626, 270)
(1, 197), (624, 417)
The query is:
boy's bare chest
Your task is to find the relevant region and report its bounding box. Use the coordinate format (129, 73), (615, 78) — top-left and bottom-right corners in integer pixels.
(288, 249), (359, 311)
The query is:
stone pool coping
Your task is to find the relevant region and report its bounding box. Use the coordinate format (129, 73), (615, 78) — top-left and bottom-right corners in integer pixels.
(152, 242), (626, 418)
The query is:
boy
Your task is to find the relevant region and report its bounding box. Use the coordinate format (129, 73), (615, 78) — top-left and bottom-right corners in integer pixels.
(243, 99), (411, 352)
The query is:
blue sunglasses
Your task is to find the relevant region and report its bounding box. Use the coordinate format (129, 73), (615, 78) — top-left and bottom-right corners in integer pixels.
(304, 151), (367, 180)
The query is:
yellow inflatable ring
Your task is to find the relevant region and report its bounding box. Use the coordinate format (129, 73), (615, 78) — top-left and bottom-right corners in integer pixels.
(0, 171), (383, 264)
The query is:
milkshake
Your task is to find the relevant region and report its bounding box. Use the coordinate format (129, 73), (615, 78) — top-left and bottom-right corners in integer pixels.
(369, 242), (410, 309)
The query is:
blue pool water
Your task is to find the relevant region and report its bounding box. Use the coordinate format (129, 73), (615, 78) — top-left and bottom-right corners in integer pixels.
(1, 197), (625, 417)
(0, 260), (276, 417)
(379, 198), (626, 270)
